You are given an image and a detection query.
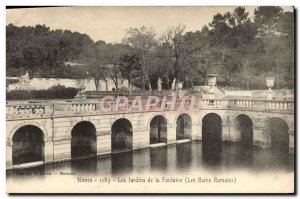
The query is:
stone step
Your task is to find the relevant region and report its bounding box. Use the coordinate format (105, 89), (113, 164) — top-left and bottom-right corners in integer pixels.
(12, 161), (44, 169)
(150, 143), (167, 148)
(176, 139), (191, 144)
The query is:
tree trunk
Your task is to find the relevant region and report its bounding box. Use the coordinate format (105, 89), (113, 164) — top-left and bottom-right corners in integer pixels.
(128, 79), (132, 93)
(105, 79), (108, 91)
(174, 57), (180, 91)
(115, 78), (119, 91)
(148, 82), (152, 91)
(246, 79), (249, 90)
(141, 74), (145, 91)
(94, 78), (100, 91)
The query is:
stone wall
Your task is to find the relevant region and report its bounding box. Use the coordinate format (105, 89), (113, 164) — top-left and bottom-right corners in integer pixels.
(6, 108), (294, 169)
(7, 77), (128, 91)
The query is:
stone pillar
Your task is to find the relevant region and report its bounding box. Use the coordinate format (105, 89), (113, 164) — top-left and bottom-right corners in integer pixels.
(44, 140), (54, 163)
(53, 138), (71, 162)
(6, 145), (12, 169)
(228, 124), (241, 142)
(167, 124), (176, 144)
(132, 128), (150, 150)
(222, 124), (230, 141)
(191, 123), (201, 140)
(289, 131), (294, 154)
(96, 131), (111, 155)
(253, 127), (271, 148)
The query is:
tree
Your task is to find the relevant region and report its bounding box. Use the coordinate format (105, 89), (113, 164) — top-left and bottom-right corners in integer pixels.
(122, 26), (157, 91)
(254, 6), (284, 38)
(161, 24), (193, 90)
(238, 58), (256, 90)
(119, 53), (141, 92)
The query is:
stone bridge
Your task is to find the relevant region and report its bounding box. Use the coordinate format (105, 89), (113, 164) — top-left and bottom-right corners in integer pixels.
(6, 95), (294, 170)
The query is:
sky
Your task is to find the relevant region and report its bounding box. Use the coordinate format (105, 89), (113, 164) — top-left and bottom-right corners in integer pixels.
(6, 6), (293, 43)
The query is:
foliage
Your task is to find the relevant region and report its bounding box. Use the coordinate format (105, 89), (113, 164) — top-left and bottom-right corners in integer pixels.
(6, 6), (295, 91)
(7, 85), (78, 100)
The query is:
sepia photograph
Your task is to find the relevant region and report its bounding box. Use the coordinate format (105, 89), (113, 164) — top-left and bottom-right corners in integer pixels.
(5, 6), (295, 193)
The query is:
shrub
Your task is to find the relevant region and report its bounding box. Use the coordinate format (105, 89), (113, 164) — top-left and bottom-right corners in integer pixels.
(6, 85), (78, 100)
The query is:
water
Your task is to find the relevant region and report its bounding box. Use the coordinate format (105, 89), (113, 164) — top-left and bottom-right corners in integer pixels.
(7, 141), (294, 180)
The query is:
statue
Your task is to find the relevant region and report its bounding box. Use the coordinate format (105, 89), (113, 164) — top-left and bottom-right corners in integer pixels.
(19, 71), (30, 85)
(157, 78), (162, 91)
(75, 85), (86, 99)
(171, 78), (176, 91)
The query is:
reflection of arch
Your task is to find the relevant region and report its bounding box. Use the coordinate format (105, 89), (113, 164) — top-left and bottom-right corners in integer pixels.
(71, 121), (97, 159)
(176, 113), (192, 140)
(12, 125), (45, 165)
(111, 118), (133, 153)
(266, 117), (289, 154)
(202, 113), (222, 149)
(150, 115), (168, 144)
(235, 114), (253, 148)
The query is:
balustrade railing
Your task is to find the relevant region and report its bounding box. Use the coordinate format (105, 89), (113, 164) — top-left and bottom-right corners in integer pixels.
(230, 99), (294, 111)
(6, 97), (294, 120)
(200, 99), (228, 108)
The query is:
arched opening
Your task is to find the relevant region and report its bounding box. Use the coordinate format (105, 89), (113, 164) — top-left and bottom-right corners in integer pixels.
(12, 125), (44, 165)
(266, 117), (289, 155)
(111, 118), (133, 153)
(202, 113), (222, 163)
(176, 114), (192, 141)
(71, 121), (97, 159)
(235, 114), (253, 150)
(150, 115), (167, 144)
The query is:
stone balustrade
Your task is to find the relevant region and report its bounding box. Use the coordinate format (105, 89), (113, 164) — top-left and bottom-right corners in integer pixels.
(200, 99), (228, 108)
(232, 100), (253, 108)
(6, 97), (294, 120)
(264, 100), (294, 110)
(230, 99), (294, 112)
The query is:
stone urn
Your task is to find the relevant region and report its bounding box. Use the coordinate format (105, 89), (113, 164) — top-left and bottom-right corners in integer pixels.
(266, 77), (275, 100)
(207, 74), (217, 93)
(266, 77), (275, 88)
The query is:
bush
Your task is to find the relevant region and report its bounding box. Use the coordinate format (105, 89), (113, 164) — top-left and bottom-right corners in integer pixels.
(6, 85), (78, 100)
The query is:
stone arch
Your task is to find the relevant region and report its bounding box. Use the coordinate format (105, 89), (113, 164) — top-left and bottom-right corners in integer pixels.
(147, 113), (170, 128)
(265, 117), (289, 155)
(111, 118), (133, 153)
(235, 114), (253, 149)
(231, 111), (255, 125)
(202, 113), (223, 149)
(12, 125), (45, 165)
(8, 121), (49, 145)
(176, 113), (192, 140)
(265, 114), (293, 132)
(71, 121), (97, 159)
(199, 111), (225, 125)
(149, 115), (168, 144)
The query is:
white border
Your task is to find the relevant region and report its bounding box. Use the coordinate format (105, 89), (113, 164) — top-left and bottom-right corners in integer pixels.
(1, 1), (298, 198)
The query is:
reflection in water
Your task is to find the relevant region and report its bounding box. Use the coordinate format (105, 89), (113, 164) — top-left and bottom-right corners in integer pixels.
(71, 157), (97, 175)
(7, 141), (294, 180)
(111, 152), (133, 175)
(150, 146), (168, 171)
(176, 143), (192, 170)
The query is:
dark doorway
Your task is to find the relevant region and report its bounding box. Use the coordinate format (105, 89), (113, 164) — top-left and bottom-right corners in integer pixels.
(266, 117), (289, 155)
(12, 125), (44, 165)
(176, 114), (192, 140)
(202, 113), (222, 163)
(150, 115), (167, 144)
(236, 114), (253, 150)
(111, 118), (133, 153)
(71, 121), (97, 159)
